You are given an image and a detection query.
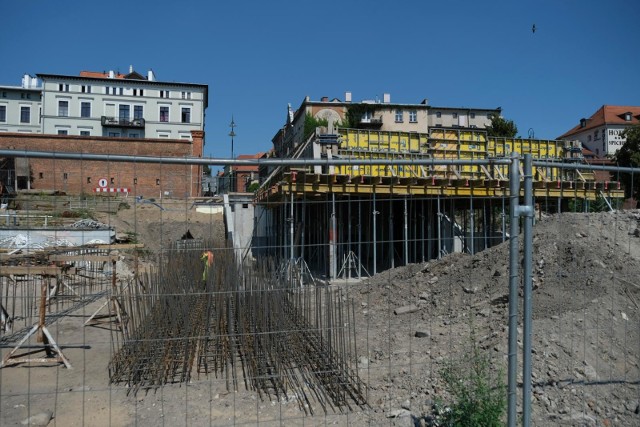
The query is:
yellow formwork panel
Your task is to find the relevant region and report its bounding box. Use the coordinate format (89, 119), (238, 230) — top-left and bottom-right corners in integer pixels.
(335, 128), (587, 182)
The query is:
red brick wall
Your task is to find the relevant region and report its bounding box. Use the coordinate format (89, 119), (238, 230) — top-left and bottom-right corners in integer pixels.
(0, 131), (204, 198)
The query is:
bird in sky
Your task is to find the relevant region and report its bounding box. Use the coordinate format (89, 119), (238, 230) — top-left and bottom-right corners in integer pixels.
(532, 24), (536, 33)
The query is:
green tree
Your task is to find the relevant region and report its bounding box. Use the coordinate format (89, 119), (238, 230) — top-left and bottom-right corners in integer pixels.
(613, 125), (640, 203)
(486, 114), (518, 138)
(303, 114), (329, 141)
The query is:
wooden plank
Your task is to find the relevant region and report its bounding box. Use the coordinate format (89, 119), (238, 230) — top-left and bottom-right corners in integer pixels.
(0, 266), (78, 276)
(48, 255), (118, 263)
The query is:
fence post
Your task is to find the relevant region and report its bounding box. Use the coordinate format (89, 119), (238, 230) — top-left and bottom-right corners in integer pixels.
(522, 154), (534, 427)
(507, 152), (520, 427)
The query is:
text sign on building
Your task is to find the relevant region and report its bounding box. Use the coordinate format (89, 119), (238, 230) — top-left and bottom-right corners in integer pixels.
(607, 127), (627, 153)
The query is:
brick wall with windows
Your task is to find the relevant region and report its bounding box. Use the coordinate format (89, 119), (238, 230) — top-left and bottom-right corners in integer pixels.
(0, 130), (204, 198)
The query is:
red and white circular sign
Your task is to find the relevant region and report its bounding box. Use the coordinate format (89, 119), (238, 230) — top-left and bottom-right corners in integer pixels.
(98, 178), (108, 188)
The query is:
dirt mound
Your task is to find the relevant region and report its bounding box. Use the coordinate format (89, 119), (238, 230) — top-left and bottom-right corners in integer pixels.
(345, 211), (640, 425)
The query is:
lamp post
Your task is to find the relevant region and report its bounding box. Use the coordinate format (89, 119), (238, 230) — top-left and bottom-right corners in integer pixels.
(229, 117), (236, 192)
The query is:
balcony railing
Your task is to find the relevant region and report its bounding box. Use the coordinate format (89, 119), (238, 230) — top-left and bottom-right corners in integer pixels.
(101, 116), (145, 128)
(359, 117), (383, 128)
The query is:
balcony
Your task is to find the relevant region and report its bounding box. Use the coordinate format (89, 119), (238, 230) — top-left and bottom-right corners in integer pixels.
(359, 116), (383, 129)
(101, 116), (145, 128)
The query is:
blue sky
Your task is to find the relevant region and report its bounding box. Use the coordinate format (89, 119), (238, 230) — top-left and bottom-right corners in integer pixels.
(2, 0), (639, 161)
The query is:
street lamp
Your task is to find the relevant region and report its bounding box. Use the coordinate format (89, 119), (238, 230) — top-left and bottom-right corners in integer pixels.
(229, 116), (236, 159)
(229, 117), (236, 192)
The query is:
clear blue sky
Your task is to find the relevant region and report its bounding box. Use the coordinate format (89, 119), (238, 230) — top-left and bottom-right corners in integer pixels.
(2, 0), (639, 161)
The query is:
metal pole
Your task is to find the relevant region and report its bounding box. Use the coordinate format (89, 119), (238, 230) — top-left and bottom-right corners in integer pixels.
(507, 152), (520, 427)
(522, 154), (534, 427)
(373, 192), (377, 275)
(330, 193), (337, 280)
(290, 191), (294, 261)
(403, 196), (408, 265)
(437, 196), (442, 259)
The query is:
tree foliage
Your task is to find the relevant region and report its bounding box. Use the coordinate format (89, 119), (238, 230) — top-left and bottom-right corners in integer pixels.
(486, 114), (518, 138)
(303, 114), (328, 141)
(613, 125), (640, 202)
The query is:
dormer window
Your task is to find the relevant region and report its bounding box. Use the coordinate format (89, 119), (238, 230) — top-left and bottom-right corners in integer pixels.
(624, 112), (632, 121)
(580, 118), (586, 128)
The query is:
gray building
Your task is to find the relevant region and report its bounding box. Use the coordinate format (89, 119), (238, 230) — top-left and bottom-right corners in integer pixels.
(0, 75), (42, 134)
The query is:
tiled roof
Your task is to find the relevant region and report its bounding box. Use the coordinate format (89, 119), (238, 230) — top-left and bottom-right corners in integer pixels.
(79, 71), (126, 79)
(233, 152), (266, 172)
(558, 105), (640, 139)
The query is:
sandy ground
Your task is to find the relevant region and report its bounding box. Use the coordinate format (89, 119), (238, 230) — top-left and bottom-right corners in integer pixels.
(1, 204), (639, 426)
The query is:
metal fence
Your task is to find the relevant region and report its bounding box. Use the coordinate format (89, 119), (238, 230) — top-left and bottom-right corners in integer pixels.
(0, 152), (638, 426)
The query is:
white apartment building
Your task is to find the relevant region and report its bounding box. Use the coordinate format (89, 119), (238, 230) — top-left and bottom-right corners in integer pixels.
(0, 67), (208, 140)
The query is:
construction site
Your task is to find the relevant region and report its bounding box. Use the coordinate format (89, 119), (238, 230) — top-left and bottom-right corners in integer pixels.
(0, 125), (638, 426)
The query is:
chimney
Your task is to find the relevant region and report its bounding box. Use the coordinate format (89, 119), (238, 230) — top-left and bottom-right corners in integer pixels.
(383, 93), (391, 103)
(321, 96), (329, 102)
(22, 74), (30, 88)
(108, 70), (115, 79)
(147, 69), (155, 81)
(129, 65), (134, 73)
(345, 91), (352, 103)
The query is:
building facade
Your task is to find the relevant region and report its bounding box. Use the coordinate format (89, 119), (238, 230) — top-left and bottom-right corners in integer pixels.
(0, 68), (208, 140)
(0, 75), (42, 134)
(272, 93), (501, 158)
(558, 105), (640, 157)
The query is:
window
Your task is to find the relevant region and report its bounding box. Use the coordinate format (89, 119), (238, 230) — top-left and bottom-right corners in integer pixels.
(435, 124), (442, 127)
(594, 130), (599, 140)
(436, 111), (442, 118)
(81, 85), (91, 93)
(395, 109), (403, 123)
(87, 177), (91, 184)
(129, 132), (140, 138)
(160, 106), (169, 122)
(139, 89), (144, 96)
(58, 100), (69, 117)
(160, 90), (170, 98)
(588, 135), (592, 141)
(452, 112), (458, 119)
(58, 84), (69, 92)
(108, 132), (120, 137)
(81, 101), (91, 118)
(181, 107), (191, 123)
(39, 173), (43, 179)
(119, 104), (130, 120)
(119, 87), (123, 96)
(181, 91), (191, 100)
(80, 130), (90, 136)
(133, 89), (137, 96)
(625, 113), (632, 121)
(134, 105), (143, 119)
(110, 178), (114, 184)
(409, 110), (417, 123)
(0, 105), (5, 122)
(63, 173), (68, 180)
(20, 106), (30, 123)
(470, 112), (475, 119)
(57, 129), (68, 135)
